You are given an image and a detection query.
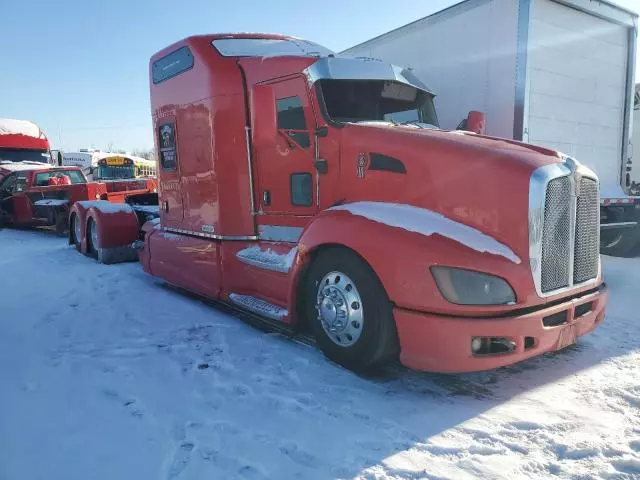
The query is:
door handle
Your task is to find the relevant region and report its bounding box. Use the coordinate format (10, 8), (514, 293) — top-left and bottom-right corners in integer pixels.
(164, 201), (169, 213)
(314, 158), (328, 174)
(263, 190), (271, 206)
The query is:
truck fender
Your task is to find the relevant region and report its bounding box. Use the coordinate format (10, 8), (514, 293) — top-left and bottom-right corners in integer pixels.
(289, 208), (526, 319)
(85, 202), (140, 264)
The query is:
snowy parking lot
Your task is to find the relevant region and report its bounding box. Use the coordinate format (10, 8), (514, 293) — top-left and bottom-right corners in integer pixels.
(1, 228), (639, 480)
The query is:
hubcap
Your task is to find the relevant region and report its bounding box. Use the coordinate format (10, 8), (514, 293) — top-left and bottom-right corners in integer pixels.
(315, 271), (363, 347)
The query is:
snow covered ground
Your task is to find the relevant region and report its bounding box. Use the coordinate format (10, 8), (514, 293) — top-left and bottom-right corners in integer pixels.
(0, 228), (639, 480)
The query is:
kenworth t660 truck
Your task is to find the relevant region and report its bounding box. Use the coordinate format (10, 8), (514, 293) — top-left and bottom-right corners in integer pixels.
(68, 34), (608, 373)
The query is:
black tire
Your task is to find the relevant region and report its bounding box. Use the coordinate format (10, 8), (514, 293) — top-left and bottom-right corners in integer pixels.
(600, 227), (640, 257)
(86, 218), (99, 259)
(69, 213), (77, 245)
(54, 210), (67, 236)
(304, 248), (399, 372)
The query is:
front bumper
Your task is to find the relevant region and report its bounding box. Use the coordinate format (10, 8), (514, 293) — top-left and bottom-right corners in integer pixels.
(394, 284), (608, 373)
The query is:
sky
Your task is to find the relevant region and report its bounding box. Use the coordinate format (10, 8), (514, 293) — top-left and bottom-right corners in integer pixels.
(1, 0), (638, 152)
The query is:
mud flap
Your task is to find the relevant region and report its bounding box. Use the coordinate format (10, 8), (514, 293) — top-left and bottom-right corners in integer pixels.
(97, 245), (140, 265)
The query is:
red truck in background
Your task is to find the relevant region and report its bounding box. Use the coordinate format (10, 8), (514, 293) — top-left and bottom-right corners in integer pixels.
(69, 34), (608, 374)
(0, 118), (158, 233)
(0, 118), (59, 165)
(0, 163), (105, 232)
(0, 162), (157, 234)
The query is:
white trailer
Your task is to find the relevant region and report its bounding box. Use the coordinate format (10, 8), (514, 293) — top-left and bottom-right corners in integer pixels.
(62, 149), (103, 179)
(632, 84), (640, 189)
(343, 0), (640, 256)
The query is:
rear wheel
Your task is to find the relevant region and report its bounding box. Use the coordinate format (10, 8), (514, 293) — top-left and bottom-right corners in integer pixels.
(54, 210), (67, 236)
(87, 218), (99, 259)
(70, 213), (81, 246)
(304, 248), (399, 372)
(600, 229), (640, 257)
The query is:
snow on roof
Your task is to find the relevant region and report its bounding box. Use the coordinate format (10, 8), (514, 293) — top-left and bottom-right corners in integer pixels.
(329, 201), (521, 264)
(0, 161), (52, 172)
(0, 119), (44, 139)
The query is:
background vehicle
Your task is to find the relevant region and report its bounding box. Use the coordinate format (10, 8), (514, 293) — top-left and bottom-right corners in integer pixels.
(631, 84), (640, 194)
(69, 33), (607, 375)
(0, 162), (104, 233)
(0, 118), (54, 165)
(341, 0), (640, 257)
(62, 149), (104, 176)
(92, 154), (158, 202)
(94, 153), (156, 181)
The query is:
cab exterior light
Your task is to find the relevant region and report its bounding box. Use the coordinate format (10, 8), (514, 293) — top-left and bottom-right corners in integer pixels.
(431, 266), (516, 305)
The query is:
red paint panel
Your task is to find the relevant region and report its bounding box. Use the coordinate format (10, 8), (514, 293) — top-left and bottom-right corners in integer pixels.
(394, 287), (607, 373)
(146, 230), (221, 299)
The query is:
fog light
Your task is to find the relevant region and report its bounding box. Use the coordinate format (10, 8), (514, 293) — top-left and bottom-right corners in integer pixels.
(471, 336), (516, 356)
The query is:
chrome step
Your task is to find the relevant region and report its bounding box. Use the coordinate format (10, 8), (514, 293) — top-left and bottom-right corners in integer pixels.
(228, 293), (288, 321)
(235, 245), (296, 273)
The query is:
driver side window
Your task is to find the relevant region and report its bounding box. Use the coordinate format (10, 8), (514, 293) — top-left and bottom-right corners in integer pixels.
(276, 96), (310, 148)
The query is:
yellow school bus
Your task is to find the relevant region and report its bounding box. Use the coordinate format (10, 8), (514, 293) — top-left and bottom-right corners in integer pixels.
(95, 154), (157, 181)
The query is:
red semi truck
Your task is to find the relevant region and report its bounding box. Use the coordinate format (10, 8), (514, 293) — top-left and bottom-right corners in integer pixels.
(69, 34), (608, 373)
(0, 118), (59, 165)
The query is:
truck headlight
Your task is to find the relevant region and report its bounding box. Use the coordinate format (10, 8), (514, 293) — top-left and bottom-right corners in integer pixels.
(431, 267), (516, 305)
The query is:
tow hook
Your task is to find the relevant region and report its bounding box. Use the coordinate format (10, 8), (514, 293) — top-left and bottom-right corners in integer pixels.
(131, 240), (144, 250)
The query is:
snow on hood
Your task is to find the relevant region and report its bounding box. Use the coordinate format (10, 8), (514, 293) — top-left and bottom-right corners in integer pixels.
(0, 119), (43, 139)
(329, 201), (521, 264)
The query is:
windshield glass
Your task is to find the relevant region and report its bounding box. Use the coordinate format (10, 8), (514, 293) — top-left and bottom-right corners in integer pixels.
(95, 165), (135, 180)
(33, 170), (86, 186)
(0, 148), (50, 163)
(318, 79), (439, 128)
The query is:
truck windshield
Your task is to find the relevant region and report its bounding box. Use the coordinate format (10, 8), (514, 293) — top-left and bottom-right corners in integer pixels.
(0, 148), (50, 163)
(318, 79), (439, 128)
(95, 165), (135, 180)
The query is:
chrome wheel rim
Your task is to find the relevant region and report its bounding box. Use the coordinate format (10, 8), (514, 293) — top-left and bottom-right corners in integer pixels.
(90, 220), (99, 250)
(315, 271), (364, 347)
(73, 215), (81, 245)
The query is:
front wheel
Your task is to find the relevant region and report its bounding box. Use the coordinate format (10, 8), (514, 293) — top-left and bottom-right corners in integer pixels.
(304, 248), (399, 372)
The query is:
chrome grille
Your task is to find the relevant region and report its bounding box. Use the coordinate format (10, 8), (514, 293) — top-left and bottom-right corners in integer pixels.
(541, 176), (572, 292)
(574, 178), (599, 284)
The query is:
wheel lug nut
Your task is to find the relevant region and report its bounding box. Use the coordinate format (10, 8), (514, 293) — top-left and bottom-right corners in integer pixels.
(352, 321), (360, 328)
(351, 301), (360, 310)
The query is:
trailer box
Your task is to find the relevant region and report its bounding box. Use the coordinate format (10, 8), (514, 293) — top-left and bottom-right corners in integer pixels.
(342, 0), (640, 255)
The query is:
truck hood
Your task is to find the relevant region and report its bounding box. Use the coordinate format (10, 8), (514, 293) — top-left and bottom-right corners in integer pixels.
(337, 123), (565, 264)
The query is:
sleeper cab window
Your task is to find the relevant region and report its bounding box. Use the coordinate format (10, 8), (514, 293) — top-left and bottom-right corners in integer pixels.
(276, 96), (310, 148)
(158, 122), (178, 171)
(152, 46), (194, 84)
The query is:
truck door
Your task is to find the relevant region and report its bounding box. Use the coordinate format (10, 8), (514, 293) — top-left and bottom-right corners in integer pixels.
(0, 173), (31, 221)
(156, 118), (184, 225)
(253, 76), (318, 216)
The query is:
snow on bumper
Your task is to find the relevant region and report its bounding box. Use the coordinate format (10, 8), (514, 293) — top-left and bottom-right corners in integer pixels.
(395, 285), (608, 373)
